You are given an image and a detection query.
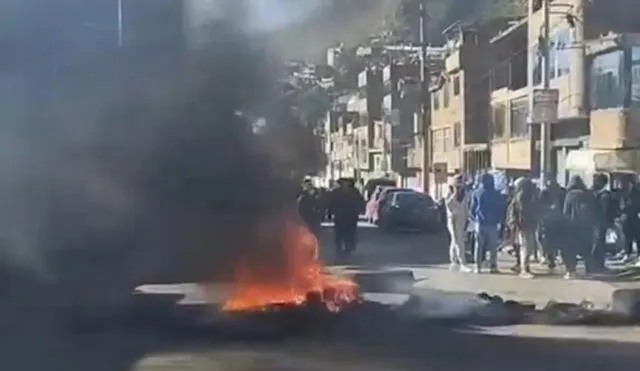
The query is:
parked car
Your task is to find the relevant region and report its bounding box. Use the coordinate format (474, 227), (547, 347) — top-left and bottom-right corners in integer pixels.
(378, 191), (440, 232)
(364, 178), (396, 200)
(377, 188), (414, 211)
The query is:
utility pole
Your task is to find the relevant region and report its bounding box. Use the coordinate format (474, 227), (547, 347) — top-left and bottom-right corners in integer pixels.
(381, 119), (390, 173)
(540, 0), (551, 187)
(117, 0), (124, 47)
(419, 0), (430, 194)
(528, 0), (551, 187)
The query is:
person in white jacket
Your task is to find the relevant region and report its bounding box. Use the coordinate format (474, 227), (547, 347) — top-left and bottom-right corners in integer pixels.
(445, 175), (472, 272)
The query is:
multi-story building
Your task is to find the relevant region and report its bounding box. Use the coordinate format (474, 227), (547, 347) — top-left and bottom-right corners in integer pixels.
(405, 47), (447, 192)
(343, 66), (384, 181)
(488, 0), (640, 185)
(428, 19), (516, 195)
(381, 61), (422, 186)
(323, 104), (361, 182)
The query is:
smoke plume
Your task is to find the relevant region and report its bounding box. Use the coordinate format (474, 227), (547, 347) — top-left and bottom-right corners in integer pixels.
(0, 0), (320, 309)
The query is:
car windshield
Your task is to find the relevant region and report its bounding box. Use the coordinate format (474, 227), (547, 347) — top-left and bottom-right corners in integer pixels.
(395, 192), (432, 206)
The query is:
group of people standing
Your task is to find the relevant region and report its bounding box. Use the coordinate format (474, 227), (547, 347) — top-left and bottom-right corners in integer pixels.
(296, 178), (365, 257)
(445, 172), (640, 279)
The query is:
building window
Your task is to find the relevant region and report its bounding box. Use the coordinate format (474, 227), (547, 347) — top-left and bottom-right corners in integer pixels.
(492, 104), (506, 139)
(510, 98), (529, 138)
(590, 49), (626, 110)
(443, 82), (449, 107)
(548, 37), (557, 80)
(443, 127), (452, 152)
(453, 122), (461, 147)
(453, 75), (460, 96)
(631, 47), (640, 106)
(554, 28), (570, 77)
(432, 93), (439, 110)
(532, 29), (570, 84)
(433, 129), (443, 153)
(359, 138), (367, 161)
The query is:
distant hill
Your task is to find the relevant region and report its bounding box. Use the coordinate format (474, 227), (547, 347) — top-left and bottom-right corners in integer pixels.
(265, 0), (527, 61)
(266, 0), (402, 61)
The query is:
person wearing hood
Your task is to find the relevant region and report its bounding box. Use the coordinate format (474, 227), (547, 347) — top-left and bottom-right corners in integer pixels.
(546, 179), (566, 210)
(505, 177), (540, 278)
(537, 189), (566, 274)
(328, 178), (365, 258)
(562, 175), (598, 277)
(469, 173), (506, 273)
(445, 175), (472, 272)
(297, 179), (322, 235)
(592, 173), (616, 272)
(617, 176), (640, 263)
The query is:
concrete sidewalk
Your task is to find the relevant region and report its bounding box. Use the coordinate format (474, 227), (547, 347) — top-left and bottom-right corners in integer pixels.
(330, 256), (640, 309)
(411, 263), (615, 309)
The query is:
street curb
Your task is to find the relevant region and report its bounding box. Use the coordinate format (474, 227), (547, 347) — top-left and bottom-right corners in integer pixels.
(611, 288), (640, 319)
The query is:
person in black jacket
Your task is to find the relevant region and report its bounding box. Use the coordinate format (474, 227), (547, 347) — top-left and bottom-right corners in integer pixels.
(618, 177), (640, 262)
(328, 178), (365, 258)
(563, 175), (598, 277)
(592, 173), (616, 272)
(297, 179), (322, 236)
(537, 189), (566, 273)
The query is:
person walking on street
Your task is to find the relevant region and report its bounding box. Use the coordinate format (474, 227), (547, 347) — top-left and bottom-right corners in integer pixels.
(329, 178), (365, 259)
(469, 173), (506, 274)
(445, 175), (472, 272)
(297, 179), (323, 236)
(536, 189), (566, 274)
(505, 177), (539, 279)
(592, 173), (616, 273)
(563, 175), (598, 278)
(547, 179), (566, 210)
(617, 177), (640, 263)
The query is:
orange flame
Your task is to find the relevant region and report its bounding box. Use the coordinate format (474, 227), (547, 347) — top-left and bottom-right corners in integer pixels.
(222, 215), (358, 312)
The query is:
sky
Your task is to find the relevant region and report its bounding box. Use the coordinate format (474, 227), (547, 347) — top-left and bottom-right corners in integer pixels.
(247, 0), (325, 30)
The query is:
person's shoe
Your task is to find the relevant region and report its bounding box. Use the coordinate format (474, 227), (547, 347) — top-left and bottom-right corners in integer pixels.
(459, 265), (472, 273)
(563, 272), (577, 280)
(489, 267), (500, 274)
(519, 271), (534, 279)
(539, 256), (547, 265)
(613, 251), (626, 260)
(510, 264), (520, 274)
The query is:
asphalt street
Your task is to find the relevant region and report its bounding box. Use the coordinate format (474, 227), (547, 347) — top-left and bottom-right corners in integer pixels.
(316, 220), (449, 268)
(7, 222), (640, 371)
(137, 222), (640, 370)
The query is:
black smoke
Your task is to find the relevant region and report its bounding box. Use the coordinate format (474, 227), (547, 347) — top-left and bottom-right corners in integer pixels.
(0, 0), (321, 320)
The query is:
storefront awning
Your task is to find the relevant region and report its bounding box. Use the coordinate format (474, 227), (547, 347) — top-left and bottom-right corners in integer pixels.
(566, 149), (640, 173)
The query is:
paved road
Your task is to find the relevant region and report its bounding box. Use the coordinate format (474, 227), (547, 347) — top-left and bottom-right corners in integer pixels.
(131, 223), (640, 370)
(318, 222), (640, 344)
(316, 221), (449, 268)
(320, 222), (639, 309)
